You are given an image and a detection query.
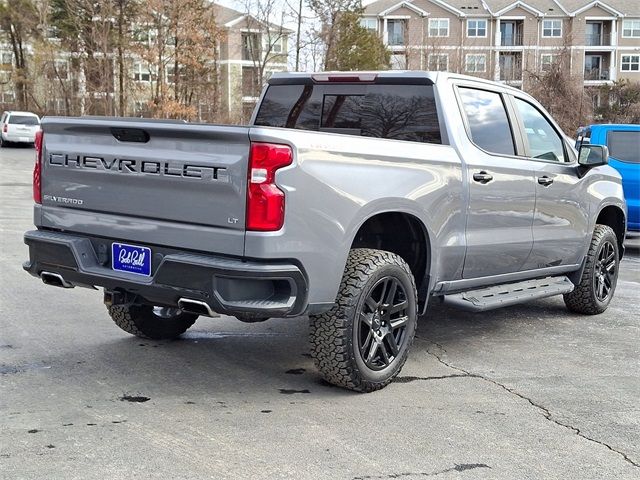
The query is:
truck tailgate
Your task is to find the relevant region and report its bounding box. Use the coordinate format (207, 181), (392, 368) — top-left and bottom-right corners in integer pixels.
(39, 117), (250, 256)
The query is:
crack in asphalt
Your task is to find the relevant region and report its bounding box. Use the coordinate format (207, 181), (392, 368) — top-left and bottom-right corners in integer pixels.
(394, 373), (480, 383)
(352, 463), (490, 479)
(418, 337), (640, 469)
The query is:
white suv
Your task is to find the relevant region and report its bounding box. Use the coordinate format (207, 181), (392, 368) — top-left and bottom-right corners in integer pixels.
(1, 111), (41, 147)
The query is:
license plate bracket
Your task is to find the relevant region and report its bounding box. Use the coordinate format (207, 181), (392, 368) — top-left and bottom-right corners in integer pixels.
(112, 242), (152, 276)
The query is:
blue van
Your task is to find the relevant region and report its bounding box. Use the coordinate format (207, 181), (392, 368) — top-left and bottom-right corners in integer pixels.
(577, 124), (640, 232)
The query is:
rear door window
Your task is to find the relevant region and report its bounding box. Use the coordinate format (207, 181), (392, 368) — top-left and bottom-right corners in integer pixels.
(458, 87), (515, 156)
(254, 83), (442, 144)
(8, 115), (39, 125)
(607, 131), (640, 163)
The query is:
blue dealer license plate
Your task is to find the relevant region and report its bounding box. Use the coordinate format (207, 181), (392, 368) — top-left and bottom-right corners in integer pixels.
(112, 243), (152, 276)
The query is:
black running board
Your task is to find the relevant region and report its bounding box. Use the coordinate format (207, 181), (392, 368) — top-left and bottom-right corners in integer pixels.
(443, 276), (574, 312)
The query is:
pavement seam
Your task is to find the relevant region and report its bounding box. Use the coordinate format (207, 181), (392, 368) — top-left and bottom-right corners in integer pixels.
(417, 337), (640, 470)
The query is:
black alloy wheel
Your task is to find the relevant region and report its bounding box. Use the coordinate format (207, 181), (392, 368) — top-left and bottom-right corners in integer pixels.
(594, 240), (616, 302)
(358, 276), (410, 371)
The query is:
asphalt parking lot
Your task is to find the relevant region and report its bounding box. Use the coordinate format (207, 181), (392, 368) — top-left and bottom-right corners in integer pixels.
(1, 145), (639, 480)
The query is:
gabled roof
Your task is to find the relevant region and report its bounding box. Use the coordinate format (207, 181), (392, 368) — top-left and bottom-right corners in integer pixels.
(379, 1), (430, 16)
(364, 0), (474, 17)
(363, 0), (640, 17)
(213, 4), (245, 25)
(570, 1), (623, 16)
(494, 1), (545, 16)
(212, 3), (292, 33)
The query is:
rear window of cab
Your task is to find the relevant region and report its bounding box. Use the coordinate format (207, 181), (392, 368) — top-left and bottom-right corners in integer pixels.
(254, 84), (442, 145)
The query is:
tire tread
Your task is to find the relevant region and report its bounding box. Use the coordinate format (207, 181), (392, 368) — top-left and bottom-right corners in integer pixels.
(309, 248), (417, 392)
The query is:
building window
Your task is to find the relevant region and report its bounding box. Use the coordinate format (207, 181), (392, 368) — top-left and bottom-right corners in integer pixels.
(133, 26), (154, 44)
(621, 55), (640, 72)
(46, 98), (66, 114)
(622, 19), (640, 37)
(133, 62), (151, 82)
(542, 19), (562, 37)
(166, 65), (175, 83)
(467, 19), (487, 38)
(390, 54), (406, 70)
(242, 33), (260, 61)
(360, 17), (377, 31)
(428, 54), (448, 71)
(242, 66), (260, 97)
(387, 20), (405, 46)
(1, 91), (15, 103)
(465, 54), (486, 73)
(429, 19), (449, 37)
(540, 54), (555, 72)
(133, 101), (150, 117)
(271, 37), (284, 53)
(55, 59), (68, 80)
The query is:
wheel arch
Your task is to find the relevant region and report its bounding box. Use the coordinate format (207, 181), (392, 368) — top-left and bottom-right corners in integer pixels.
(349, 211), (432, 312)
(596, 204), (626, 259)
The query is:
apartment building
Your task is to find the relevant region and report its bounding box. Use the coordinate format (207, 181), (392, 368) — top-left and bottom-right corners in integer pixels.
(215, 4), (290, 122)
(361, 0), (640, 91)
(0, 3), (289, 123)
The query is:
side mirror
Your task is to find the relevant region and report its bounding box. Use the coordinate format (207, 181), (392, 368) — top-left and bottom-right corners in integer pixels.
(578, 144), (609, 167)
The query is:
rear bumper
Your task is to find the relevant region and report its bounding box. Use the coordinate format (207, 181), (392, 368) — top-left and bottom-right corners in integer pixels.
(2, 132), (36, 143)
(23, 230), (308, 318)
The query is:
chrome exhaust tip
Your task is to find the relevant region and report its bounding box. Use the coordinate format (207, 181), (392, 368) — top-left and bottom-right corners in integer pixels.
(177, 298), (219, 318)
(41, 271), (74, 288)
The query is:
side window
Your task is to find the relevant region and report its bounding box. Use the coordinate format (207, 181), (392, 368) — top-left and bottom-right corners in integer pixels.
(513, 97), (566, 162)
(458, 87), (515, 156)
(607, 131), (640, 163)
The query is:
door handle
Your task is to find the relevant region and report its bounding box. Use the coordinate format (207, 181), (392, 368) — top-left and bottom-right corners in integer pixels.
(473, 171), (493, 184)
(538, 176), (554, 186)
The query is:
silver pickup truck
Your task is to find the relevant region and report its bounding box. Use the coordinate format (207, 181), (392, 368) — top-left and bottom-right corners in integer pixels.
(24, 72), (626, 392)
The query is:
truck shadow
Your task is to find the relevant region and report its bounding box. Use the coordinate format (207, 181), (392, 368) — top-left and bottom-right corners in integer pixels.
(23, 296), (579, 402)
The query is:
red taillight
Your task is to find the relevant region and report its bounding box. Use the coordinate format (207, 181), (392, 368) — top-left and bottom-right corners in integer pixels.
(2, 123), (6, 133)
(33, 130), (43, 204)
(246, 142), (293, 231)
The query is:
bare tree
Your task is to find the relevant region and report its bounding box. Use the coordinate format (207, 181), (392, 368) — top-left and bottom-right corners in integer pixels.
(135, 0), (221, 120)
(242, 0), (290, 92)
(524, 46), (592, 133)
(0, 0), (39, 109)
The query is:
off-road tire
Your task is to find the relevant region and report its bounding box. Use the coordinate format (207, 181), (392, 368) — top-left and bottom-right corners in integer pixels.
(564, 224), (619, 315)
(107, 304), (198, 339)
(309, 248), (418, 393)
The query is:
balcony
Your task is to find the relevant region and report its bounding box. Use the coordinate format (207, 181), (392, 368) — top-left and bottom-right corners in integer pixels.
(387, 20), (406, 46)
(585, 33), (612, 47)
(584, 68), (610, 81)
(500, 67), (522, 82)
(500, 33), (523, 47)
(499, 52), (522, 82)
